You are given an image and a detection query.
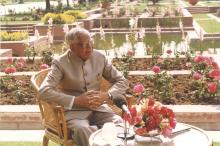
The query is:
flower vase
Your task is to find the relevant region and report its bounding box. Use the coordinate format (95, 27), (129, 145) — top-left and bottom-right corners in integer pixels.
(134, 128), (164, 144)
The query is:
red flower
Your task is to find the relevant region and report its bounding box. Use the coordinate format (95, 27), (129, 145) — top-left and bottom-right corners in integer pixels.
(166, 49), (172, 55)
(207, 82), (217, 93)
(161, 126), (172, 137)
(211, 61), (219, 69)
(127, 50), (134, 56)
(16, 62), (25, 69)
(18, 58), (26, 63)
(40, 64), (49, 70)
(4, 66), (16, 74)
(169, 118), (177, 128)
(7, 57), (13, 64)
(192, 72), (202, 80)
(152, 66), (161, 74)
(124, 98), (176, 137)
(194, 55), (205, 63)
(208, 69), (220, 80)
(133, 83), (145, 94)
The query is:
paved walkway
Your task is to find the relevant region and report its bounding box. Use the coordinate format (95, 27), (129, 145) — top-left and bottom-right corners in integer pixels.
(0, 130), (219, 142)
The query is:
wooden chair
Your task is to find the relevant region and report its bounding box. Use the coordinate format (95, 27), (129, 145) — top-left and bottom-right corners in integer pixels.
(31, 68), (131, 146)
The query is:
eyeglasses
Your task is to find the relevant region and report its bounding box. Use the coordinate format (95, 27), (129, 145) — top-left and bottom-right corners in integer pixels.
(76, 41), (93, 49)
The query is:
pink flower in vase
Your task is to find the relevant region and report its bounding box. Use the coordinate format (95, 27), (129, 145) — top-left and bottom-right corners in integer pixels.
(194, 55), (205, 63)
(208, 69), (220, 80)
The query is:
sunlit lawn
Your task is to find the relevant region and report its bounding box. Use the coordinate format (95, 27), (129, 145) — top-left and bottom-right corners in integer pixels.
(0, 141), (219, 146)
(0, 141), (59, 146)
(196, 19), (220, 33)
(192, 14), (211, 19)
(201, 1), (220, 6)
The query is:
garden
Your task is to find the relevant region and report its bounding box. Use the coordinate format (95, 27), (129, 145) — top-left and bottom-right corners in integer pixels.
(0, 0), (220, 145)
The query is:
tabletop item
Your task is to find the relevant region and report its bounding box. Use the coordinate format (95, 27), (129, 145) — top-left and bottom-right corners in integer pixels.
(89, 123), (212, 146)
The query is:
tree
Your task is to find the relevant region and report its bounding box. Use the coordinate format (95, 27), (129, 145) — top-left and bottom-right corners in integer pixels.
(150, 0), (159, 5)
(66, 0), (69, 7)
(45, 0), (50, 11)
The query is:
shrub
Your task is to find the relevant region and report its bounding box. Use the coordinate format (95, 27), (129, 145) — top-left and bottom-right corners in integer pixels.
(0, 31), (29, 41)
(64, 10), (87, 19)
(42, 13), (75, 24)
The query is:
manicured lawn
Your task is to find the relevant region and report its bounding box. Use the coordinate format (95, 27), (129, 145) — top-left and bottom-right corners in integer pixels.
(192, 14), (211, 19)
(196, 19), (220, 33)
(201, 1), (220, 6)
(0, 142), (59, 146)
(214, 142), (220, 146)
(0, 141), (219, 146)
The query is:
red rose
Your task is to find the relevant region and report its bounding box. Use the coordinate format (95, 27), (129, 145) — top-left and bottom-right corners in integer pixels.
(18, 58), (26, 63)
(7, 57), (13, 64)
(133, 83), (145, 94)
(207, 82), (217, 93)
(16, 62), (24, 69)
(169, 118), (177, 128)
(211, 61), (219, 69)
(208, 69), (220, 80)
(166, 49), (172, 55)
(152, 66), (161, 74)
(127, 50), (134, 56)
(192, 72), (202, 80)
(4, 67), (16, 74)
(194, 55), (205, 63)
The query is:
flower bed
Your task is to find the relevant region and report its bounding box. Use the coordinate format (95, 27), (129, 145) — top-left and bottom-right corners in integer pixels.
(0, 75), (36, 105)
(112, 56), (192, 71)
(0, 58), (43, 72)
(127, 73), (220, 105)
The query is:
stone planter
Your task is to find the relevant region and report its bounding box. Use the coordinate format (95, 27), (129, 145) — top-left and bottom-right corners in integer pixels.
(92, 9), (193, 28)
(34, 22), (83, 42)
(0, 36), (48, 57)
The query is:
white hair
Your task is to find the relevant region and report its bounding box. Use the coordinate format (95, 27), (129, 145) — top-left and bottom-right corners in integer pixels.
(65, 27), (90, 45)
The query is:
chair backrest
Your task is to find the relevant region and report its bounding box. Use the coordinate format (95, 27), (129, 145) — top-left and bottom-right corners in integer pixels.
(31, 69), (69, 144)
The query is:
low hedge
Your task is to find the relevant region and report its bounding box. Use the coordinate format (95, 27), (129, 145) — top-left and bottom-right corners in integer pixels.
(42, 13), (75, 24)
(0, 31), (29, 41)
(64, 10), (87, 19)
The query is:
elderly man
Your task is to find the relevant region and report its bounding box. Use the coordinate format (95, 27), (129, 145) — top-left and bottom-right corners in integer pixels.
(39, 27), (129, 146)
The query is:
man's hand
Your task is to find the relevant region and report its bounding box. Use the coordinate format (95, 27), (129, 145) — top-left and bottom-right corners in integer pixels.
(74, 90), (110, 109)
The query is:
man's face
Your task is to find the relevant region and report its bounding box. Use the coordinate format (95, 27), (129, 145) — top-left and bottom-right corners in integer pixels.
(70, 33), (93, 61)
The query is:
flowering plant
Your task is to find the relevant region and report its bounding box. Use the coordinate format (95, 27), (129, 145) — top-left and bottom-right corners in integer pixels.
(190, 55), (220, 98)
(124, 98), (176, 137)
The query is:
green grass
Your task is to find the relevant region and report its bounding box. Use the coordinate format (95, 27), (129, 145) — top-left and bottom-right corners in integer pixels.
(196, 19), (220, 33)
(201, 2), (220, 6)
(192, 14), (210, 19)
(0, 141), (59, 146)
(214, 142), (220, 146)
(0, 141), (219, 146)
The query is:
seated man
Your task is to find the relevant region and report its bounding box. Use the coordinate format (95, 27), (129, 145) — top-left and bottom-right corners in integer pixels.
(39, 27), (129, 146)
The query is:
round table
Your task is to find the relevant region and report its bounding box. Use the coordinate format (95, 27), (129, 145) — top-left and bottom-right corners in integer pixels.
(89, 123), (212, 146)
